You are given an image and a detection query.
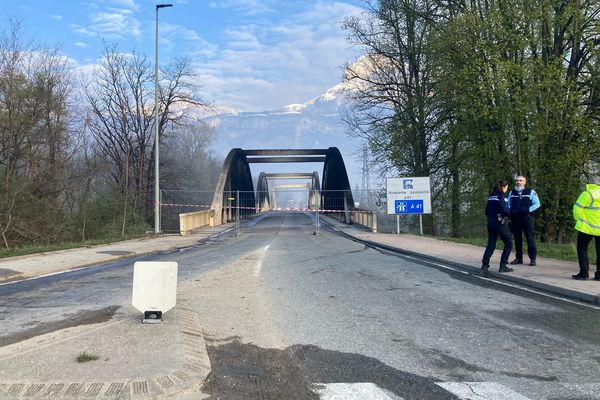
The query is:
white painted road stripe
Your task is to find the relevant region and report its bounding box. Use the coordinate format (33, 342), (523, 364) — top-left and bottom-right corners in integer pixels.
(397, 253), (600, 311)
(316, 383), (397, 400)
(436, 382), (531, 400)
(253, 260), (263, 277)
(252, 245), (270, 277)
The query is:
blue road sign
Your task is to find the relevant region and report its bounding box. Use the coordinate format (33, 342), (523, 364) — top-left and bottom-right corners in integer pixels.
(395, 200), (424, 214)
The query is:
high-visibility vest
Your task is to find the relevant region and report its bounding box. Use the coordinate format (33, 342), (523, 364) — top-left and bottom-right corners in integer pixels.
(573, 184), (600, 236)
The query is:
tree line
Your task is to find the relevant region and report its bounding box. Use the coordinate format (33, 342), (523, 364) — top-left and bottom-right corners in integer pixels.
(343, 0), (600, 241)
(0, 20), (221, 249)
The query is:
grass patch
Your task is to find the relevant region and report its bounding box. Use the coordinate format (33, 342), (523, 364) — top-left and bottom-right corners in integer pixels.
(0, 233), (153, 259)
(76, 351), (99, 363)
(435, 235), (596, 263)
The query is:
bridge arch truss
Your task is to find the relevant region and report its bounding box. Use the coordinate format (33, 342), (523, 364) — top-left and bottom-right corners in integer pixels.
(211, 148), (354, 225)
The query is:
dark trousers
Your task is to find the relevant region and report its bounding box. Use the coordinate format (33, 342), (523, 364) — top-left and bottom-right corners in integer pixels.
(576, 231), (600, 275)
(510, 214), (536, 261)
(483, 222), (512, 265)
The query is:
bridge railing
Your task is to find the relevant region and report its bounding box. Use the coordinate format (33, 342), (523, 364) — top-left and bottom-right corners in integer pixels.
(179, 209), (215, 235)
(316, 190), (376, 232)
(161, 188), (423, 235)
(161, 190), (215, 233)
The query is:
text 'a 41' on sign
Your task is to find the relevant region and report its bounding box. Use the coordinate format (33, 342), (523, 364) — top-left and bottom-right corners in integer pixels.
(395, 199), (424, 214)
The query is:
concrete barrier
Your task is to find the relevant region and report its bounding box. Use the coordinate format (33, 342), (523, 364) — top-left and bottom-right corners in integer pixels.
(179, 209), (215, 236)
(325, 210), (377, 233)
(352, 210), (378, 233)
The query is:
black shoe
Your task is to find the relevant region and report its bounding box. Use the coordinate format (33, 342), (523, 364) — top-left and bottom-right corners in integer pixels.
(481, 263), (490, 277)
(529, 260), (536, 266)
(572, 272), (589, 280)
(594, 272), (600, 281)
(510, 259), (523, 265)
(499, 263), (514, 273)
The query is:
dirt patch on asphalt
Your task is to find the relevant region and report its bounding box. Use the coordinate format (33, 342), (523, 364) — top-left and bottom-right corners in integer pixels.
(202, 339), (459, 400)
(0, 305), (119, 348)
(178, 247), (287, 349)
(96, 250), (134, 256)
(0, 268), (21, 279)
(202, 339), (319, 400)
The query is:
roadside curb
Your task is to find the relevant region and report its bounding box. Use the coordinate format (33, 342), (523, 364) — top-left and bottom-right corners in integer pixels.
(325, 221), (600, 306)
(0, 226), (235, 285)
(0, 252), (153, 285)
(0, 249), (178, 285)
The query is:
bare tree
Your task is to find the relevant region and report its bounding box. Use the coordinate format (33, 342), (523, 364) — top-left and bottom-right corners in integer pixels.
(83, 42), (205, 222)
(0, 19), (76, 247)
(161, 121), (221, 191)
(343, 0), (447, 234)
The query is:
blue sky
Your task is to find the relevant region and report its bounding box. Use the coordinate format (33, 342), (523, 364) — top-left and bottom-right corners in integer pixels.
(5, 0), (364, 111)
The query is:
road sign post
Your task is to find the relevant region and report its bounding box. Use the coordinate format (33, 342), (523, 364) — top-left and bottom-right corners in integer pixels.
(386, 177), (431, 235)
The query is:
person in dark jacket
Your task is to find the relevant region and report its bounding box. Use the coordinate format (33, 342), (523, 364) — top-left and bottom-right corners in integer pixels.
(481, 180), (513, 277)
(508, 175), (541, 266)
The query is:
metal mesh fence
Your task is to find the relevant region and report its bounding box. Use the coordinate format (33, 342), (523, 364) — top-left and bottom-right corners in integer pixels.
(161, 190), (215, 233)
(160, 188), (426, 235)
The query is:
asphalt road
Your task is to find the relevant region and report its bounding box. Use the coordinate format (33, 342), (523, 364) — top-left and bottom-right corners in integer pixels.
(1, 212), (600, 400)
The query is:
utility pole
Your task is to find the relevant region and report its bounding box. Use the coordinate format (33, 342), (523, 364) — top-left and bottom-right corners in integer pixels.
(361, 144), (371, 209)
(154, 3), (173, 234)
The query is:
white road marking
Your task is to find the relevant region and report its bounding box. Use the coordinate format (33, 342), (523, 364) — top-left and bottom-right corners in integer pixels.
(253, 260), (263, 277)
(0, 230), (231, 287)
(324, 214), (600, 310)
(316, 383), (396, 400)
(252, 244), (270, 277)
(0, 265), (92, 286)
(436, 382), (531, 400)
(398, 254), (600, 311)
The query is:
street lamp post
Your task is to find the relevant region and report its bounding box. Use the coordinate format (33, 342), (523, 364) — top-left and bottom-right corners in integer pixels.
(154, 3), (173, 234)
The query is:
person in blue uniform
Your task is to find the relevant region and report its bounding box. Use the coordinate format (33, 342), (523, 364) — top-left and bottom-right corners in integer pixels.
(508, 175), (541, 266)
(481, 180), (513, 277)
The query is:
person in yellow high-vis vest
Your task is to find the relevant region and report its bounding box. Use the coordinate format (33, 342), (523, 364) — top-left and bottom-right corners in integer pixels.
(572, 176), (600, 280)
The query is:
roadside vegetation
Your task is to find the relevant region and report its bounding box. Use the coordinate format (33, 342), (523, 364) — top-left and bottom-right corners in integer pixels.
(2, 1), (599, 256)
(76, 351), (99, 363)
(0, 233), (147, 259)
(344, 0), (600, 244)
(0, 19), (221, 252)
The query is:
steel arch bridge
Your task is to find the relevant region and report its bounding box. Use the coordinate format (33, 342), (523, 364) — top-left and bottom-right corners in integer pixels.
(210, 148), (354, 225)
(256, 172), (321, 211)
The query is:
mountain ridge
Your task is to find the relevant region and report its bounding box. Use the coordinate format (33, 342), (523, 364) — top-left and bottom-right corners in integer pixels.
(173, 80), (362, 188)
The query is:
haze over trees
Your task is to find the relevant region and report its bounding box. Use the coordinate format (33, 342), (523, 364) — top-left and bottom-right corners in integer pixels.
(0, 20), (219, 249)
(344, 0), (600, 241)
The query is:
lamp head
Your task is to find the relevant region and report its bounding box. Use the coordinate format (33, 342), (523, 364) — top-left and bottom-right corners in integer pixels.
(156, 4), (173, 9)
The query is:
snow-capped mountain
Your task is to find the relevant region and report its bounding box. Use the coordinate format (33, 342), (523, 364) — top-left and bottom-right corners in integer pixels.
(185, 81), (363, 188)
